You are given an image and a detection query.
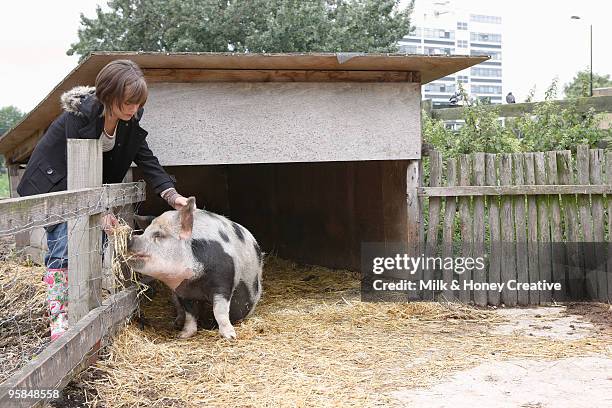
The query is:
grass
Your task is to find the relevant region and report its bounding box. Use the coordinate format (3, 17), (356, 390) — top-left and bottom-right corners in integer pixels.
(0, 172), (9, 199)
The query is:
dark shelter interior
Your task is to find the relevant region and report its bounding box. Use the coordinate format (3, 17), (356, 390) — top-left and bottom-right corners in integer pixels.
(134, 160), (409, 271)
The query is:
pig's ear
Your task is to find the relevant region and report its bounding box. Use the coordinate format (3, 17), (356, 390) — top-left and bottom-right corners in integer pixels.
(179, 197), (196, 240)
(134, 215), (155, 231)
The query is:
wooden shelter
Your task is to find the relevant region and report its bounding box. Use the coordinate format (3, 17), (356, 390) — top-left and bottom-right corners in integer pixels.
(0, 52), (486, 270)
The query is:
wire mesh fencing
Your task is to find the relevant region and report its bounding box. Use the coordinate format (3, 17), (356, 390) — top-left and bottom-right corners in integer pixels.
(0, 182), (145, 383)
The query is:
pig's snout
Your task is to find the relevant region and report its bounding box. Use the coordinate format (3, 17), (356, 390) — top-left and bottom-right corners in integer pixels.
(126, 234), (142, 253)
(126, 235), (135, 251)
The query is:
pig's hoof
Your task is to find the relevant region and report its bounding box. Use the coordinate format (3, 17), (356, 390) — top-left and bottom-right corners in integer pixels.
(178, 328), (197, 339)
(219, 325), (236, 340)
(174, 316), (185, 330)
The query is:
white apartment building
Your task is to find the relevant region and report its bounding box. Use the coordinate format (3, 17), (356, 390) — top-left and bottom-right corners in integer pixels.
(399, 1), (503, 106)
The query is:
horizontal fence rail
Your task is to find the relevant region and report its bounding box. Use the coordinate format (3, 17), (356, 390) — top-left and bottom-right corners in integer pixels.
(0, 182), (146, 237)
(419, 184), (612, 197)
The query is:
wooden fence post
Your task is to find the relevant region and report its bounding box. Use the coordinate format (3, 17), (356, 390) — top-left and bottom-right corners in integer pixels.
(67, 139), (103, 324)
(406, 159), (421, 300)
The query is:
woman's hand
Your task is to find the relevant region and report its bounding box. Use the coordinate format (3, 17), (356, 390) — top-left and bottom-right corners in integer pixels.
(101, 213), (119, 235)
(161, 188), (189, 210)
(173, 195), (188, 210)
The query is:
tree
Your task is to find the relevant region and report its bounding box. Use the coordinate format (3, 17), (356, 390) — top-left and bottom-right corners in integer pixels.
(563, 69), (612, 98)
(67, 0), (415, 60)
(0, 105), (25, 171)
(0, 105), (24, 130)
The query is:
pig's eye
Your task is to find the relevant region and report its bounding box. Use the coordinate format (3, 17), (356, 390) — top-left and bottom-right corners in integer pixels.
(152, 231), (165, 240)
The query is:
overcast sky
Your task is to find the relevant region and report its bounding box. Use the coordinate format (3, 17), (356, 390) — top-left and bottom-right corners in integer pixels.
(1, 0), (610, 112)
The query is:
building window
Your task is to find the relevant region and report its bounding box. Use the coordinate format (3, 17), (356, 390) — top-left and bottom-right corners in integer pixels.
(423, 28), (455, 40)
(470, 67), (502, 77)
(470, 14), (502, 24)
(471, 49), (501, 60)
(425, 83), (456, 94)
(399, 44), (420, 54)
(408, 27), (421, 37)
(471, 85), (502, 94)
(457, 22), (468, 30)
(470, 32), (502, 43)
(458, 75), (469, 83)
(457, 40), (468, 48)
(425, 46), (454, 56)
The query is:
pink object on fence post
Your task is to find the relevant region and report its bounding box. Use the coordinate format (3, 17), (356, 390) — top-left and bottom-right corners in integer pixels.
(67, 138), (103, 325)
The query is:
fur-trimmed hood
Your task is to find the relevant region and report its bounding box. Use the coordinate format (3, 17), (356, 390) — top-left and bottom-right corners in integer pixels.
(60, 85), (97, 116)
(59, 85), (143, 121)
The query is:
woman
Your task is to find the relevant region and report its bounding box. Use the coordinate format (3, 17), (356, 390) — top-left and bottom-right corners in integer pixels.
(17, 59), (187, 340)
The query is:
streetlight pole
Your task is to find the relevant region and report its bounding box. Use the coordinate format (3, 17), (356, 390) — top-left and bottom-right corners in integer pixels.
(571, 15), (593, 97)
(589, 23), (593, 96)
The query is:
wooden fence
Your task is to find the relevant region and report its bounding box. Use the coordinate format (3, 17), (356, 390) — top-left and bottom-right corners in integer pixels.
(0, 139), (145, 407)
(418, 145), (612, 306)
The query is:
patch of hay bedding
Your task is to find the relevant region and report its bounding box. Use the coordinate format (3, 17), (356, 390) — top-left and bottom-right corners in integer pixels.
(0, 261), (48, 383)
(66, 257), (611, 407)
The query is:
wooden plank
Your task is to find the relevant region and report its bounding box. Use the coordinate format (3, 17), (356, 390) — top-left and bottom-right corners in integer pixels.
(534, 152), (552, 304)
(8, 131), (43, 164)
(6, 164), (30, 255)
(576, 146), (594, 244)
(512, 153), (529, 305)
(423, 151), (443, 301)
(590, 149), (606, 301)
(524, 153), (540, 304)
(576, 146), (595, 300)
(607, 152), (612, 302)
(0, 183), (145, 237)
(441, 158), (458, 301)
(406, 159), (422, 301)
(431, 94), (612, 120)
(67, 139), (103, 324)
(499, 154), (517, 306)
(472, 153), (486, 306)
(557, 150), (583, 299)
(458, 155), (472, 303)
(418, 184), (612, 197)
(143, 68), (419, 83)
(486, 154), (501, 306)
(0, 288), (137, 408)
(7, 164), (24, 198)
(546, 151), (567, 301)
(418, 160), (426, 298)
(105, 182), (147, 208)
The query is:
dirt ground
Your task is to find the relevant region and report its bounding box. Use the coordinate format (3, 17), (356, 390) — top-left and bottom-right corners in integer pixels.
(50, 257), (612, 408)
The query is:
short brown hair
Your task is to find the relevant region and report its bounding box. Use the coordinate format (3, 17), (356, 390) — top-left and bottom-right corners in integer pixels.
(95, 59), (148, 113)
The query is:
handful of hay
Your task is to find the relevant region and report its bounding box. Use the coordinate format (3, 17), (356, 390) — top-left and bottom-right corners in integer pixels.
(107, 218), (150, 298)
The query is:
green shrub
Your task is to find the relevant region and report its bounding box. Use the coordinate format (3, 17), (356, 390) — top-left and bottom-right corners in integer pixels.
(423, 79), (612, 156)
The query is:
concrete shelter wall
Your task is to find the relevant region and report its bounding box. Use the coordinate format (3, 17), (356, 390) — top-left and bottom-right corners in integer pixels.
(139, 82), (422, 166)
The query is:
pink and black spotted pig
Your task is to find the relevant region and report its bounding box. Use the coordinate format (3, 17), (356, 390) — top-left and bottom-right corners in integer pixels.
(127, 197), (263, 339)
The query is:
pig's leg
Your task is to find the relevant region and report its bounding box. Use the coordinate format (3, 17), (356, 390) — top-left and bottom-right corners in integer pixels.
(179, 312), (198, 339)
(213, 294), (236, 339)
(176, 297), (198, 339)
(172, 293), (186, 330)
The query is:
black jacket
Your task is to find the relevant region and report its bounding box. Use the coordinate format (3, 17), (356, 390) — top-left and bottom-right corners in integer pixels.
(17, 86), (175, 197)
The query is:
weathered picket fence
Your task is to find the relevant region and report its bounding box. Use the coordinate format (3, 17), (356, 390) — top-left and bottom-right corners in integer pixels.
(0, 139), (144, 407)
(418, 145), (612, 306)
